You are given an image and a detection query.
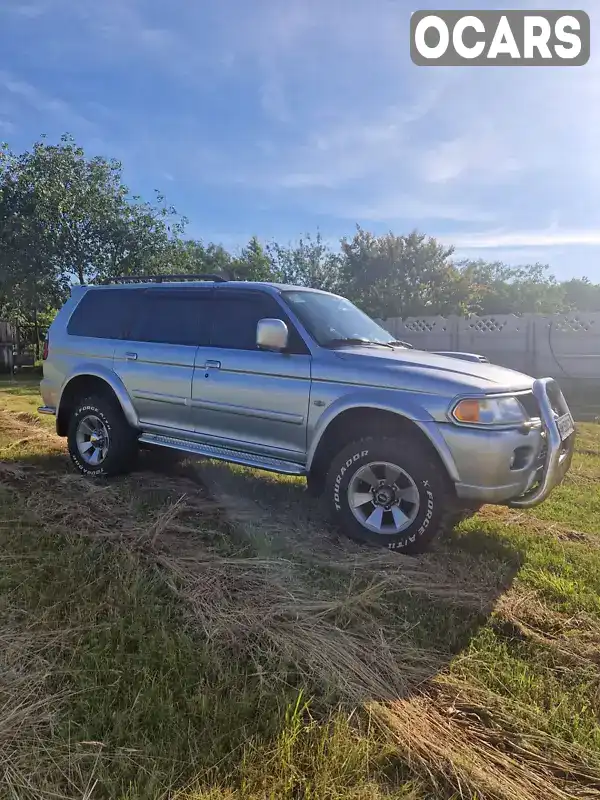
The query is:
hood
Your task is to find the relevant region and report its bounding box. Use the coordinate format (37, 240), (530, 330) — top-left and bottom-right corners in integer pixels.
(330, 346), (535, 394)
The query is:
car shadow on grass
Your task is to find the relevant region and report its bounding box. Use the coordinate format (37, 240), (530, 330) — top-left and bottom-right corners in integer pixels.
(141, 450), (526, 681)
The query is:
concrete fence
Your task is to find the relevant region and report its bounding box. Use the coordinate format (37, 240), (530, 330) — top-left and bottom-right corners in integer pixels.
(377, 312), (600, 387)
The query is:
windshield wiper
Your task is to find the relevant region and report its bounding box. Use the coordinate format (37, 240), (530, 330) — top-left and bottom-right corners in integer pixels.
(389, 339), (414, 349)
(325, 338), (395, 350)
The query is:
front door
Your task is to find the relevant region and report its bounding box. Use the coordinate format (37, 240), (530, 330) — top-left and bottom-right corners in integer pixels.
(191, 290), (312, 461)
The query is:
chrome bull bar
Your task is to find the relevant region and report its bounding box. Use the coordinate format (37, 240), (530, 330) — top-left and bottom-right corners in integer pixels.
(507, 378), (575, 509)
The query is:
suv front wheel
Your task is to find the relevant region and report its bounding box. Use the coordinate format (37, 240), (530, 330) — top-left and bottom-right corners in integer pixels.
(68, 394), (138, 477)
(325, 437), (446, 554)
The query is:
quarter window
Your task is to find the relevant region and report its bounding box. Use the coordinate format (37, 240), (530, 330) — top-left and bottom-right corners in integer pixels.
(67, 289), (133, 339)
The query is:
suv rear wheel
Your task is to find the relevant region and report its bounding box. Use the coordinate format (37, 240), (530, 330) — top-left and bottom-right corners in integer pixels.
(68, 394), (138, 477)
(325, 436), (446, 554)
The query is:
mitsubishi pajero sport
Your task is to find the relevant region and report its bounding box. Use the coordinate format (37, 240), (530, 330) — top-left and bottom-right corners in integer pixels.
(39, 274), (575, 553)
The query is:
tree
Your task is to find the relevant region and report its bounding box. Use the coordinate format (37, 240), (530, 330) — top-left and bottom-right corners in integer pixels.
(4, 131), (600, 335)
(101, 190), (186, 281)
(1, 134), (191, 351)
(160, 238), (233, 276)
(561, 277), (600, 313)
(1, 133), (185, 286)
(0, 143), (67, 354)
(455, 259), (566, 315)
(339, 227), (467, 318)
(267, 232), (342, 291)
(230, 236), (274, 281)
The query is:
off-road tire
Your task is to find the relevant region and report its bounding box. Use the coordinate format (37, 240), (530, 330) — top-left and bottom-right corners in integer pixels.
(68, 394), (138, 478)
(325, 436), (447, 554)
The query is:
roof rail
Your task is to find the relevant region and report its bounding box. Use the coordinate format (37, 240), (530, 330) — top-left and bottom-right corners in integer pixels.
(102, 273), (228, 285)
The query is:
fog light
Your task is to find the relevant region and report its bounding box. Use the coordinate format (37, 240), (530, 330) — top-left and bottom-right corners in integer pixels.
(510, 446), (533, 471)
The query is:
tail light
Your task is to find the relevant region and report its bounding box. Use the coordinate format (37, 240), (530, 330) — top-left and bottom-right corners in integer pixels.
(42, 336), (49, 360)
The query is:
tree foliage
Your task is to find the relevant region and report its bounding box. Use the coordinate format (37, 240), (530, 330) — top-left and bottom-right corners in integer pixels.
(2, 133), (600, 352)
(0, 135), (186, 327)
(454, 259), (566, 316)
(0, 142), (65, 342)
(340, 227), (468, 318)
(267, 232), (342, 292)
(560, 277), (600, 313)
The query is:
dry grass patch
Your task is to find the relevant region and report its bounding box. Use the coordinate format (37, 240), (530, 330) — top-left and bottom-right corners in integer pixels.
(374, 678), (600, 800)
(0, 381), (600, 798)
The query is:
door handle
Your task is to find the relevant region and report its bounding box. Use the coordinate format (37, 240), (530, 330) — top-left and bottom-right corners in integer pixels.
(125, 352), (138, 361)
(205, 359), (221, 369)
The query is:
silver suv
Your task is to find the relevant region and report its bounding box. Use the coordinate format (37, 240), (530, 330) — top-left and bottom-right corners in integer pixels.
(39, 275), (576, 553)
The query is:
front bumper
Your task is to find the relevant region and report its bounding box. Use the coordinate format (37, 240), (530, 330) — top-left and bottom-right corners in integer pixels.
(443, 378), (575, 509)
(505, 378), (575, 509)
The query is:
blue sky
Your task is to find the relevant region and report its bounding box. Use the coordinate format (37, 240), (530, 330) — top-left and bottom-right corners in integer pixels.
(1, 0), (599, 281)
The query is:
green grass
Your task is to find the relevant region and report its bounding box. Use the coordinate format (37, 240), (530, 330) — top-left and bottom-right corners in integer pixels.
(1, 378), (600, 799)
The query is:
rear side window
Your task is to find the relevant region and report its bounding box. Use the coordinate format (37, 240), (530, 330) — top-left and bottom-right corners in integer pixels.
(67, 289), (133, 339)
(130, 291), (212, 347)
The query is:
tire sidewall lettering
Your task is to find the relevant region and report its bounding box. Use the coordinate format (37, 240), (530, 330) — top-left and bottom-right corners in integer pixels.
(333, 450), (369, 511)
(385, 481), (435, 551)
(77, 463), (106, 476)
(77, 404), (113, 434)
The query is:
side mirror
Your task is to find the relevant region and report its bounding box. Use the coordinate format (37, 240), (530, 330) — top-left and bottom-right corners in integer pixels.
(257, 318), (289, 351)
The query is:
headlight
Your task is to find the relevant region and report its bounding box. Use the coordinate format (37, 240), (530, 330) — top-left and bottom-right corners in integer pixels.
(451, 396), (527, 426)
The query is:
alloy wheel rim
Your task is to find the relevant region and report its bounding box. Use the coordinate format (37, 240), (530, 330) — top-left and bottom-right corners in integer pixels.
(76, 414), (110, 466)
(347, 461), (420, 534)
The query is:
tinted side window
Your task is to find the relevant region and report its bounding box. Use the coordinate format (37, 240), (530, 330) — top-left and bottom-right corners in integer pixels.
(211, 293), (308, 352)
(130, 291), (212, 346)
(67, 289), (133, 339)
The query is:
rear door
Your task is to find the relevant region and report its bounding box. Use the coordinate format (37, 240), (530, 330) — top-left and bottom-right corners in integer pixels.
(113, 288), (213, 432)
(64, 287), (132, 380)
(191, 289), (312, 460)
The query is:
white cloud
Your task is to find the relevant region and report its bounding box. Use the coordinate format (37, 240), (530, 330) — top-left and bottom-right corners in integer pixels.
(220, 79), (449, 192)
(332, 195), (495, 224)
(450, 228), (600, 249)
(421, 126), (522, 185)
(0, 70), (94, 131)
(453, 246), (553, 264)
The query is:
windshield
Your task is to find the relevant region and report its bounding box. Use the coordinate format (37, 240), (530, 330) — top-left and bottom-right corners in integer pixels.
(282, 291), (397, 347)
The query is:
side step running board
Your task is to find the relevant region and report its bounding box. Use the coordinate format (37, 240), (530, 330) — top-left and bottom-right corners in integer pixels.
(138, 433), (307, 476)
